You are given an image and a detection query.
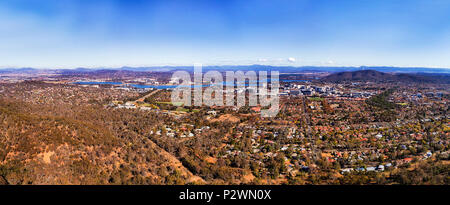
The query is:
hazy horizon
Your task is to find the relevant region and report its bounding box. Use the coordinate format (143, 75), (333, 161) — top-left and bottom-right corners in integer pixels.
(2, 64), (450, 73)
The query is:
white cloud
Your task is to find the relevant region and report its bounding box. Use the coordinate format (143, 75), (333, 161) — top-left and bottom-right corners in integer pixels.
(287, 57), (296, 62)
(257, 58), (268, 62)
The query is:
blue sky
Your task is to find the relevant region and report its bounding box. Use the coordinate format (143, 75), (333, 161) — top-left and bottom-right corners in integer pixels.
(1, 0), (450, 68)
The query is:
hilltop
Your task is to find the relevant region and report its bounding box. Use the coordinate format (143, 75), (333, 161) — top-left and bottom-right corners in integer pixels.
(320, 70), (449, 83)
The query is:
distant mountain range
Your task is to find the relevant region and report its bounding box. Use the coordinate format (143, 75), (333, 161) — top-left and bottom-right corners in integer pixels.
(321, 70), (450, 83)
(1, 65), (449, 74)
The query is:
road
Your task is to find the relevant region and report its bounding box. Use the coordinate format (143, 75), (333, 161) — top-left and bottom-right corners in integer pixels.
(136, 89), (160, 103)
